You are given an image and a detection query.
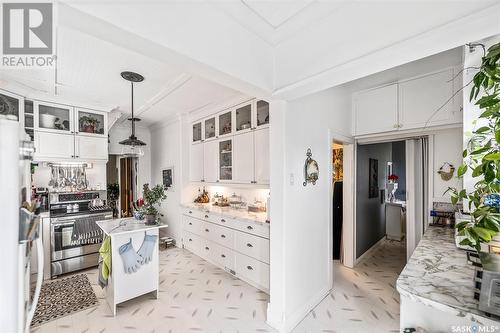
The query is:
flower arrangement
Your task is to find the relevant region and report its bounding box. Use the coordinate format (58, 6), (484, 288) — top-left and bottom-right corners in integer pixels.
(388, 174), (399, 183)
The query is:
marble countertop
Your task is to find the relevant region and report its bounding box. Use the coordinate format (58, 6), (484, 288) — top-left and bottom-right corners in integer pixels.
(181, 203), (269, 225)
(396, 226), (490, 322)
(96, 218), (168, 236)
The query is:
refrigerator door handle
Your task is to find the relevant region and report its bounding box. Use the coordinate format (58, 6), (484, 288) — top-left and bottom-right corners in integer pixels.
(25, 223), (44, 332)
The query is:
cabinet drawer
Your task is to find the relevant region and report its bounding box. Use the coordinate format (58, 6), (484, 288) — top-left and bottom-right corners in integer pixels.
(232, 221), (269, 239)
(213, 243), (235, 271)
(183, 216), (202, 235)
(200, 239), (217, 262)
(235, 232), (269, 263)
(201, 221), (234, 248)
(183, 231), (202, 255)
(183, 208), (206, 220)
(235, 252), (269, 291)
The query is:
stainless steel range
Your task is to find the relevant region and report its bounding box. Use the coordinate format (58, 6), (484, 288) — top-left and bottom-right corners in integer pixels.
(49, 191), (112, 278)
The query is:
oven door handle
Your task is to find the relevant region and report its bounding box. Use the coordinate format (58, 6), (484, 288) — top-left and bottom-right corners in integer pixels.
(52, 220), (76, 228)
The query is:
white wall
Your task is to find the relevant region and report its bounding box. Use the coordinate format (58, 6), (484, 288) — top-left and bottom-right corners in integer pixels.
(268, 87), (352, 332)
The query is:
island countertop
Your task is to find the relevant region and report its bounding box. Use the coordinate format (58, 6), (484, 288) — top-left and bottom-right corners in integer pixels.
(396, 226), (490, 321)
(96, 217), (168, 236)
(181, 202), (269, 225)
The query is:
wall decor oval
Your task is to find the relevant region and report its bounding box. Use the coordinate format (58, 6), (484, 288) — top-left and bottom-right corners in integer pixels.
(303, 148), (319, 186)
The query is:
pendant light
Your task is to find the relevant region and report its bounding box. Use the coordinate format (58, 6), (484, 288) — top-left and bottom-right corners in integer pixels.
(119, 71), (146, 156)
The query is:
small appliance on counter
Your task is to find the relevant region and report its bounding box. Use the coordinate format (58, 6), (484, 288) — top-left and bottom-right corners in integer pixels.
(49, 190), (112, 278)
(468, 251), (500, 318)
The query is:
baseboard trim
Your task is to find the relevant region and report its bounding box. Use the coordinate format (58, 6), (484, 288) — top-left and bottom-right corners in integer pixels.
(284, 286), (331, 333)
(355, 236), (386, 265)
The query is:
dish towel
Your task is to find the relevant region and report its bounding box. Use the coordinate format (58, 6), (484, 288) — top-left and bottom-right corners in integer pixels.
(98, 236), (112, 288)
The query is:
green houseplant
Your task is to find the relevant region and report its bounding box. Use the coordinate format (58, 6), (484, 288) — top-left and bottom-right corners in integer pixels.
(79, 115), (99, 133)
(140, 184), (167, 225)
(448, 42), (500, 252)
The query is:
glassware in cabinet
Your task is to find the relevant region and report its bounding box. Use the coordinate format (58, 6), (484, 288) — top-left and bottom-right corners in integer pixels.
(36, 102), (72, 133)
(256, 100), (269, 127)
(204, 117), (216, 140)
(193, 122), (202, 142)
(219, 139), (232, 181)
(235, 103), (252, 132)
(218, 111), (232, 136)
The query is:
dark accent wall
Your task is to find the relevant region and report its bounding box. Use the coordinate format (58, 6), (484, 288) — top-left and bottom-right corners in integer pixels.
(391, 141), (406, 201)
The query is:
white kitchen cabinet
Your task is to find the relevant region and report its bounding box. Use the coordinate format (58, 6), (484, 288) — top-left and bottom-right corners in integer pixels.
(75, 108), (108, 137)
(353, 84), (398, 136)
(34, 101), (74, 134)
(218, 110), (233, 138)
(34, 131), (75, 160)
(219, 139), (233, 182)
(398, 68), (457, 130)
(203, 140), (219, 183)
(254, 128), (269, 184)
(75, 136), (108, 160)
(233, 131), (255, 184)
(254, 100), (269, 129)
(0, 89), (24, 124)
(192, 121), (203, 143)
(235, 102), (253, 134)
(189, 142), (204, 182)
(203, 115), (217, 141)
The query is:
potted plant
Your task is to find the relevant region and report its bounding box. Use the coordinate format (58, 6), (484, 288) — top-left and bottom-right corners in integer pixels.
(448, 42), (500, 256)
(79, 115), (99, 133)
(140, 184), (167, 225)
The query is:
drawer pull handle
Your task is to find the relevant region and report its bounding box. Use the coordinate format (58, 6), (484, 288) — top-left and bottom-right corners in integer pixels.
(188, 211), (192, 214)
(221, 254), (226, 258)
(221, 219), (226, 223)
(205, 228), (209, 232)
(205, 215), (209, 218)
(221, 234), (226, 238)
(189, 222), (192, 225)
(189, 239), (192, 241)
(246, 243), (253, 248)
(247, 226), (253, 230)
(205, 246), (209, 250)
(247, 265), (253, 270)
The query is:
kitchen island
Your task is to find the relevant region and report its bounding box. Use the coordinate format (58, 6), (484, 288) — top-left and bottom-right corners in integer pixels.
(96, 218), (168, 316)
(397, 226), (499, 331)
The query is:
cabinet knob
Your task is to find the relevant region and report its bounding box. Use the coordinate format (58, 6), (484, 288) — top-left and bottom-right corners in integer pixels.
(246, 243), (253, 248)
(247, 265), (253, 270)
(188, 211), (192, 214)
(75, 155), (79, 158)
(221, 219), (226, 223)
(189, 238), (192, 242)
(221, 254), (226, 258)
(205, 228), (209, 232)
(205, 246), (209, 250)
(188, 222), (192, 225)
(205, 215), (209, 218)
(221, 234), (226, 238)
(247, 225), (253, 230)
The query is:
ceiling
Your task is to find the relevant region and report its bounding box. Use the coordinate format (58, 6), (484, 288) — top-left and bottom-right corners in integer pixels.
(0, 25), (246, 127)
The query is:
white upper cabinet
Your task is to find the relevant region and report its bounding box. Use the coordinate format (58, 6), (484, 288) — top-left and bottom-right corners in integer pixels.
(34, 132), (75, 160)
(254, 100), (269, 129)
(219, 139), (233, 182)
(218, 110), (233, 138)
(75, 136), (108, 160)
(203, 140), (219, 183)
(235, 102), (253, 134)
(353, 84), (398, 136)
(203, 116), (217, 141)
(192, 121), (203, 143)
(35, 101), (75, 134)
(0, 89), (23, 123)
(233, 131), (255, 184)
(398, 68), (458, 130)
(254, 128), (270, 184)
(75, 108), (108, 137)
(189, 142), (204, 182)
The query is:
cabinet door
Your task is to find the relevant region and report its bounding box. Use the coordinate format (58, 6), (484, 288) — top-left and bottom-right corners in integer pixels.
(203, 140), (219, 183)
(219, 139), (233, 182)
(0, 89), (23, 122)
(75, 136), (108, 160)
(254, 128), (269, 184)
(34, 131), (74, 160)
(218, 110), (233, 137)
(235, 103), (253, 133)
(189, 143), (204, 182)
(35, 101), (74, 134)
(233, 132), (255, 184)
(353, 84), (398, 136)
(254, 100), (269, 129)
(192, 121), (202, 143)
(399, 69), (455, 129)
(204, 116), (217, 141)
(75, 108), (107, 137)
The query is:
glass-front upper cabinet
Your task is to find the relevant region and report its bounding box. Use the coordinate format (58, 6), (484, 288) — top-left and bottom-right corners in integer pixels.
(35, 101), (73, 133)
(76, 108), (107, 137)
(255, 100), (269, 128)
(0, 90), (22, 121)
(192, 121), (202, 143)
(219, 139), (232, 181)
(24, 100), (34, 141)
(218, 110), (232, 137)
(235, 103), (252, 133)
(204, 116), (216, 141)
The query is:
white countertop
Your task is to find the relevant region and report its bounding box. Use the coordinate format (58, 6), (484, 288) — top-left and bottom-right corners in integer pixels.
(181, 203), (269, 225)
(96, 217), (168, 236)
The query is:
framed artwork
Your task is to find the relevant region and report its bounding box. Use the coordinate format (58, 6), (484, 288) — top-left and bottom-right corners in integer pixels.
(162, 167), (174, 191)
(368, 158), (379, 198)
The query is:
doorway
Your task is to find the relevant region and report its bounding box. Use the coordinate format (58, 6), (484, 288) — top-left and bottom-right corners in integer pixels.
(332, 143), (344, 260)
(119, 156), (139, 217)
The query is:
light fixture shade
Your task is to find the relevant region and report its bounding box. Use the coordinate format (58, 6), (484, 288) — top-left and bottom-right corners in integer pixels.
(119, 71), (146, 152)
(118, 135), (146, 146)
(120, 145), (145, 157)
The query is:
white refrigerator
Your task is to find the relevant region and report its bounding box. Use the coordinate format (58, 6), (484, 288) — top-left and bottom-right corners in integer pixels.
(0, 116), (44, 332)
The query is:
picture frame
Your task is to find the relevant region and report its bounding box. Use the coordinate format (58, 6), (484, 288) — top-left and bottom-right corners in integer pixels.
(162, 167), (174, 191)
(368, 158), (379, 198)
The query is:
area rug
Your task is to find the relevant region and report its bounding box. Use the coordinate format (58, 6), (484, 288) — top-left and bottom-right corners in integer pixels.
(31, 274), (98, 327)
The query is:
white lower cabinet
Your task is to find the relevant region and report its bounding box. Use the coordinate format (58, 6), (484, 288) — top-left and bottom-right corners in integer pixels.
(182, 208), (270, 292)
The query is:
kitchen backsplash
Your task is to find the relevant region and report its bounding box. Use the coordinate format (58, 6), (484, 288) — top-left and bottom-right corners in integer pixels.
(32, 163), (107, 191)
(187, 184), (270, 207)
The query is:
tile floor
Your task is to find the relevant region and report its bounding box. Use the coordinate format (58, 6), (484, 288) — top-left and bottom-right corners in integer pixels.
(34, 239), (405, 333)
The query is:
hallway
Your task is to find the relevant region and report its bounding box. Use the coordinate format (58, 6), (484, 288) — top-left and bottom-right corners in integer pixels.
(293, 240), (406, 333)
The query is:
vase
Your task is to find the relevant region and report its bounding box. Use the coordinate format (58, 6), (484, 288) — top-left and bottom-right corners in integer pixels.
(145, 214), (156, 225)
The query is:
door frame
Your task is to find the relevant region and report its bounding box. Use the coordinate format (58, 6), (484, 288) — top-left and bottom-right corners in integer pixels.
(328, 130), (355, 290)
